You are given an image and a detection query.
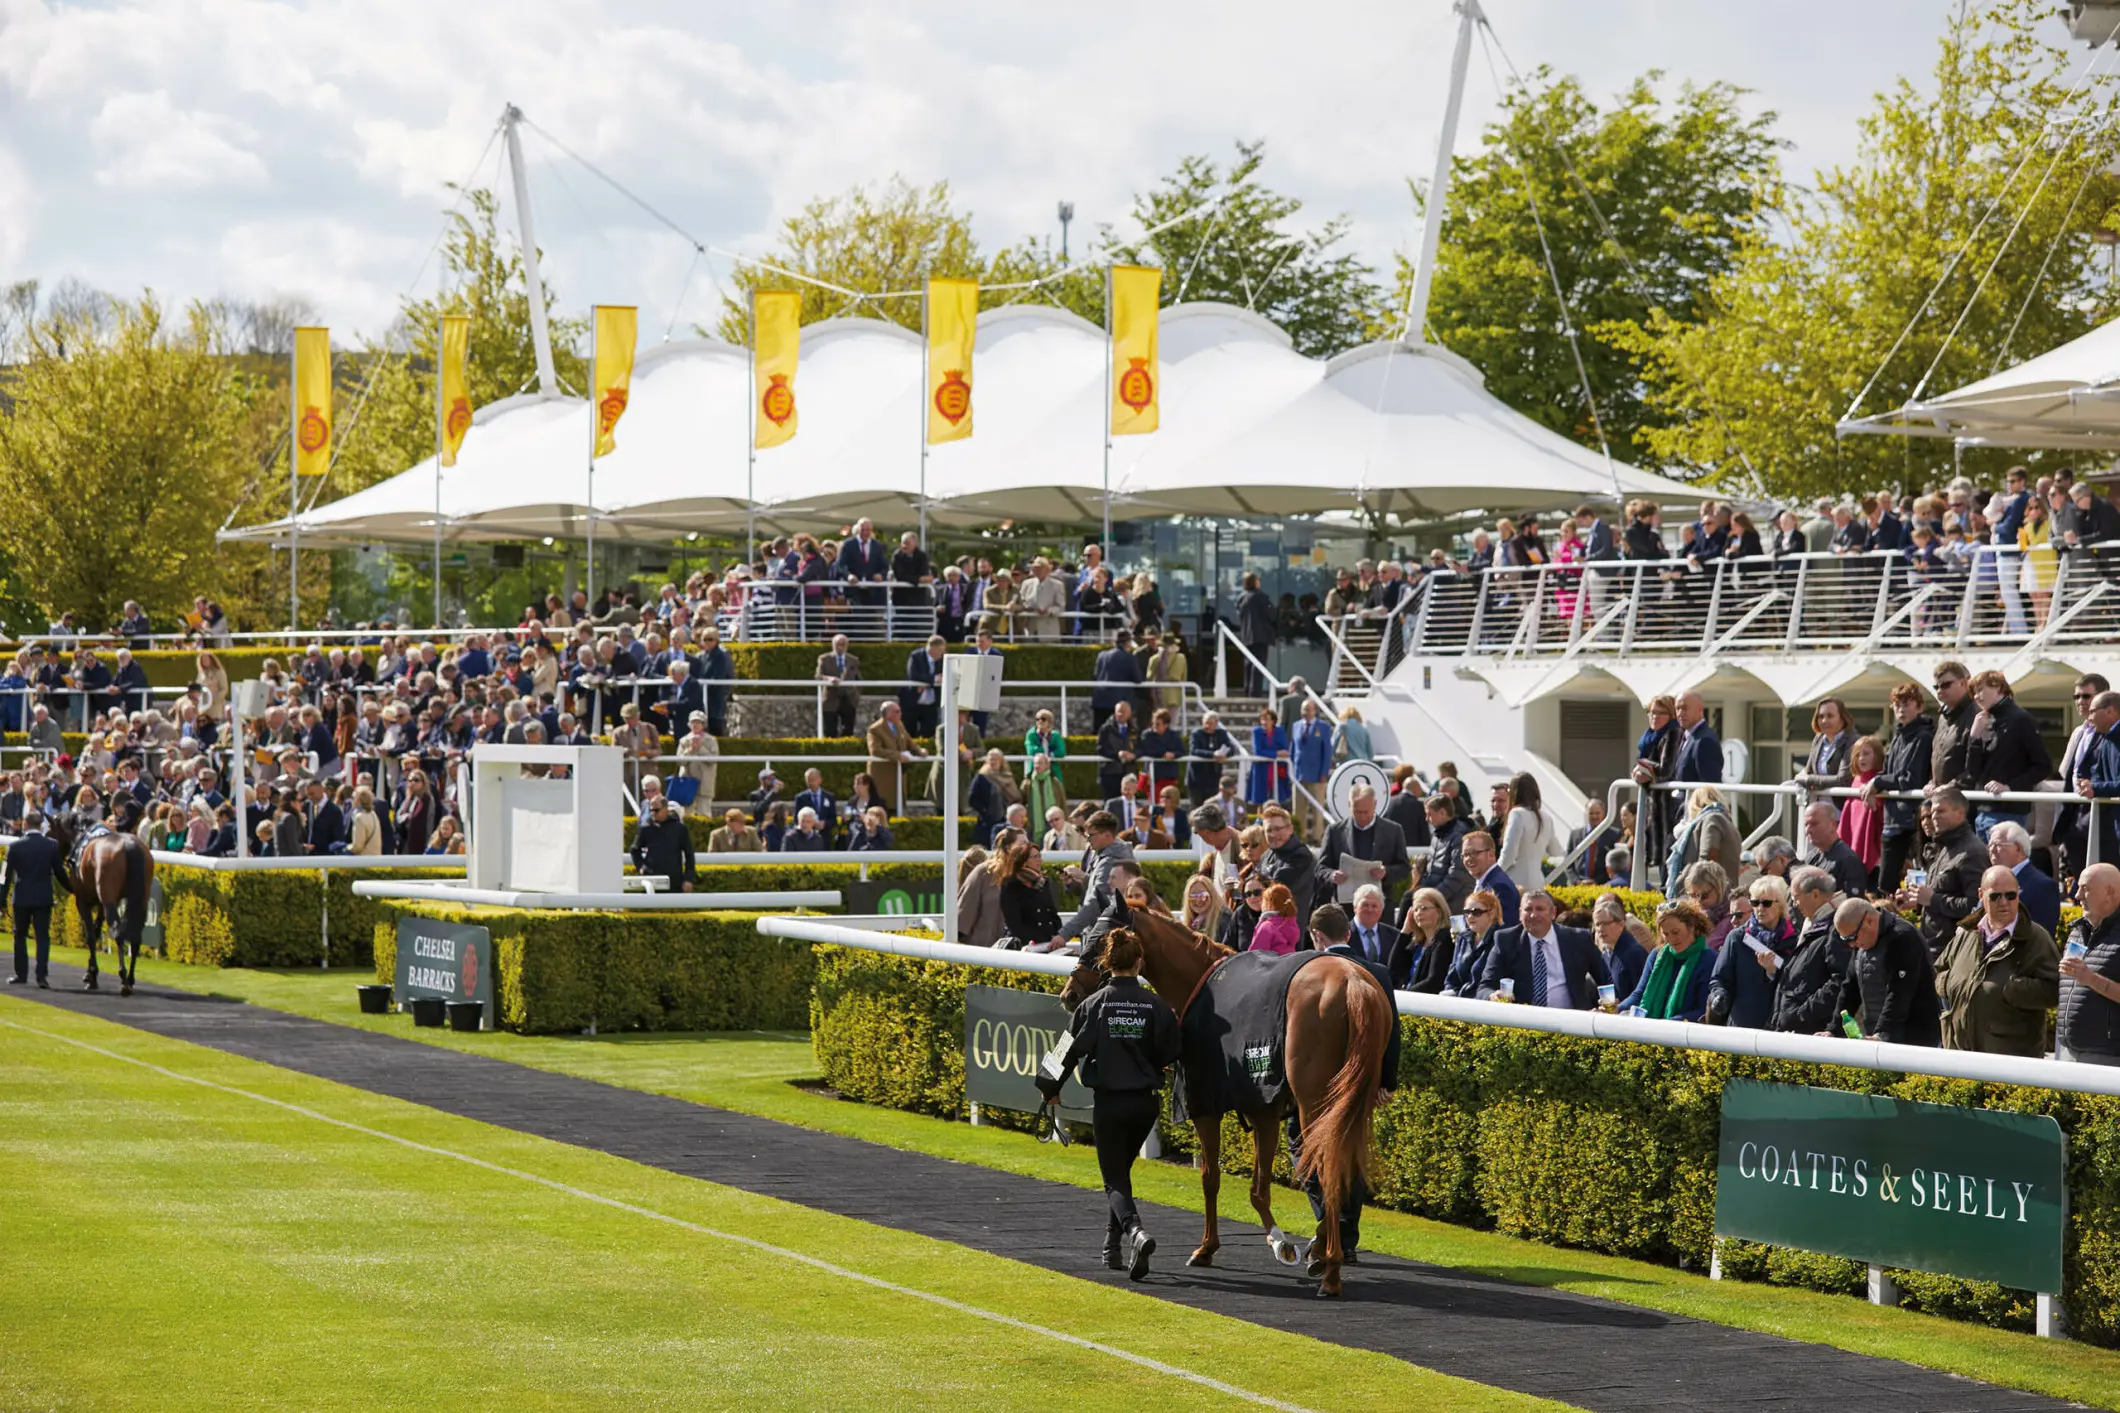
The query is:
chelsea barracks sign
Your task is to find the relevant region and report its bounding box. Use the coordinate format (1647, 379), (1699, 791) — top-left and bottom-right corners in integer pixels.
(394, 916), (494, 1030)
(1715, 1079), (2065, 1293)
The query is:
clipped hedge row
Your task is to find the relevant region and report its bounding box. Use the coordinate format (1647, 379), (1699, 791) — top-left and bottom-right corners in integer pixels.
(809, 944), (2120, 1348)
(683, 734), (1108, 800)
(369, 899), (814, 1035)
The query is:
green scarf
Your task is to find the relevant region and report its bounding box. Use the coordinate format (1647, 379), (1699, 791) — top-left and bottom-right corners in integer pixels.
(1639, 938), (1707, 1020)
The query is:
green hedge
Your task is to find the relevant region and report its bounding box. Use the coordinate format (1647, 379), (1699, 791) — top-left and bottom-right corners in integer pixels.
(370, 900), (813, 1036)
(677, 734), (1107, 800)
(809, 944), (2120, 1348)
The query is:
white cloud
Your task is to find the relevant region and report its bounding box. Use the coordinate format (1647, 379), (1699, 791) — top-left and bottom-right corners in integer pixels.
(0, 0), (2059, 344)
(90, 90), (269, 190)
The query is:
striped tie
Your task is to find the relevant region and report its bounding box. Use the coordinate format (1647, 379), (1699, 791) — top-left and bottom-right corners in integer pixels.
(1531, 940), (1549, 1007)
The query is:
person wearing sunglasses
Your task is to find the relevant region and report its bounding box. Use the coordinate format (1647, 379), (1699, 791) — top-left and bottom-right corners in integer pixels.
(2054, 672), (2112, 888)
(1935, 864), (2059, 1056)
(1707, 875), (1799, 1029)
(1829, 899), (1938, 1046)
(1440, 889), (1506, 997)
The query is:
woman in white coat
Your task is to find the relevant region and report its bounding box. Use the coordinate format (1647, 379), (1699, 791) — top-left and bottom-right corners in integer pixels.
(1497, 771), (1558, 894)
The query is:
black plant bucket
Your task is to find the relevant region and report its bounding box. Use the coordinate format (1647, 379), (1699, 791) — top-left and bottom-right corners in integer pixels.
(356, 984), (393, 1015)
(446, 1000), (484, 1032)
(409, 996), (448, 1027)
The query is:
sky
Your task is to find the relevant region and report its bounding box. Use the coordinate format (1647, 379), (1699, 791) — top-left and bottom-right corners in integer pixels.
(0, 0), (2081, 347)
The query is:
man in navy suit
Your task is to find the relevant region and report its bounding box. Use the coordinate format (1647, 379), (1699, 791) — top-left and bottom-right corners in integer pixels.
(1985, 821), (2059, 938)
(838, 517), (892, 626)
(2073, 691), (2120, 876)
(2, 813), (65, 988)
(1459, 829), (1519, 928)
(795, 768), (837, 841)
(1475, 890), (1608, 1009)
(1091, 630), (1145, 730)
(1675, 691), (1722, 786)
(652, 658), (707, 736)
(900, 634), (947, 739)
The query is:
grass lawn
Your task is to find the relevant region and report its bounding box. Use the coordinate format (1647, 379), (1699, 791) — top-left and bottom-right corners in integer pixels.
(0, 994), (1552, 1413)
(40, 947), (2120, 1409)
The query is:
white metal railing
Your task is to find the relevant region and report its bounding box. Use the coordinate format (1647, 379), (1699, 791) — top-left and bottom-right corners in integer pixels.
(729, 578), (1151, 645)
(1402, 546), (2120, 659)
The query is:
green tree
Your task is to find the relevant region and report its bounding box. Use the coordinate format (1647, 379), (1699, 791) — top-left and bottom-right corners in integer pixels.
(1405, 70), (1784, 459)
(0, 296), (271, 627)
(1614, 0), (2120, 498)
(714, 177), (985, 343)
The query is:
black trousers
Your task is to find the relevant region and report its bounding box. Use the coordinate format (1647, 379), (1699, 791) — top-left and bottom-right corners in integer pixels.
(822, 701), (857, 738)
(1092, 1088), (1161, 1238)
(13, 905), (50, 983)
(1284, 1111), (1368, 1253)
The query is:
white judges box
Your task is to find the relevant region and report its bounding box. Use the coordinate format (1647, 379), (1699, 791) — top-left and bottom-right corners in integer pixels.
(468, 744), (623, 895)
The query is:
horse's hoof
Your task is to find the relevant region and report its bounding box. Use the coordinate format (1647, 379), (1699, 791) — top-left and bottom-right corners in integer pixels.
(1187, 1247), (1217, 1268)
(120, 983), (132, 997)
(1317, 1283), (1343, 1300)
(81, 978), (98, 992)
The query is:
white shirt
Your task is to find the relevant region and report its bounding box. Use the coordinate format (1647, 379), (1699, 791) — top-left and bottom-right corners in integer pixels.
(1499, 806), (1556, 893)
(1353, 922), (1387, 964)
(1525, 928), (1572, 1008)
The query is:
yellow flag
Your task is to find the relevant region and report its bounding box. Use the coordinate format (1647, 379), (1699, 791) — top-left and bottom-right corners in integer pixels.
(1109, 265), (1161, 436)
(438, 314), (472, 467)
(925, 277), (977, 444)
(753, 290), (800, 449)
(293, 326), (331, 476)
(591, 305), (637, 458)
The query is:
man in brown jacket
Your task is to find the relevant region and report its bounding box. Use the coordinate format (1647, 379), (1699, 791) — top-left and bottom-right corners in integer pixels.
(1936, 863), (2060, 1056)
(814, 633), (862, 737)
(864, 701), (924, 814)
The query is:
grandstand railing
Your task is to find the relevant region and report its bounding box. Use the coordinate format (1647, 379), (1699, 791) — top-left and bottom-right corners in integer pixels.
(1395, 547), (2120, 659)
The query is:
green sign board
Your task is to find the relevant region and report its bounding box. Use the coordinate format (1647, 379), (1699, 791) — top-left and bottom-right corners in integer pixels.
(964, 984), (1092, 1122)
(140, 878), (165, 953)
(394, 915), (494, 1029)
(1715, 1078), (2065, 1292)
(847, 875), (946, 918)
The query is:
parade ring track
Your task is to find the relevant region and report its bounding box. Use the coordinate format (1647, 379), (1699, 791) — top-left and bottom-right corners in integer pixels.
(10, 969), (2081, 1413)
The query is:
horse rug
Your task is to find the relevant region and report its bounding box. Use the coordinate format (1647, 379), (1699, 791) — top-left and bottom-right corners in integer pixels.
(1176, 948), (1333, 1120)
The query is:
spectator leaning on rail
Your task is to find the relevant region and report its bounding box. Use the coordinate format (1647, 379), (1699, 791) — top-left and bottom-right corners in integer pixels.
(1830, 898), (1939, 1046)
(1769, 873), (1856, 1034)
(1936, 864), (2060, 1057)
(1058, 810), (1135, 947)
(1897, 787), (1987, 957)
(1862, 682), (1934, 894)
(1708, 874), (1797, 1028)
(1927, 661), (1978, 802)
(1666, 784), (1738, 889)
(630, 794), (696, 892)
(1476, 889), (1606, 1009)
(1793, 697), (1858, 802)
(1985, 820), (2060, 938)
(2059, 862), (2120, 1065)
(2070, 689), (2120, 872)
(2054, 673), (2112, 887)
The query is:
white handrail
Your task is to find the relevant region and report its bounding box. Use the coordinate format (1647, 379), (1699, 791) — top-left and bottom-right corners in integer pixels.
(353, 882), (840, 910)
(752, 914), (2120, 1098)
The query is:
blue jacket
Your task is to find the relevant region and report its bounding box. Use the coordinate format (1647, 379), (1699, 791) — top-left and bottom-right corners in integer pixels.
(1090, 647), (1143, 711)
(1601, 930), (1650, 1001)
(1472, 864), (1520, 929)
(1476, 925), (1607, 1008)
(1443, 927), (1497, 997)
(1676, 722), (1722, 783)
(2013, 859), (2062, 939)
(1708, 918), (1797, 1029)
(1621, 943), (1714, 1021)
(1291, 717), (1334, 783)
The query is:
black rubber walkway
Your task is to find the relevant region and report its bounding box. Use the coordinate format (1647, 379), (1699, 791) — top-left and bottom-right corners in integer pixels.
(7, 968), (2086, 1413)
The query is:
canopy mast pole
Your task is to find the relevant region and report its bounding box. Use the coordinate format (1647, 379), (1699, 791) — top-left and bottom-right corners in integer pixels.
(502, 105), (557, 397)
(746, 288), (758, 567)
(433, 340), (444, 628)
(1404, 0), (1481, 344)
(1102, 263), (1114, 558)
(585, 310), (598, 611)
(919, 284), (930, 550)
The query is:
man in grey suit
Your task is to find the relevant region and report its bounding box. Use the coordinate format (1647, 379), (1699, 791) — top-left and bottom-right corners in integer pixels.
(815, 633), (862, 737)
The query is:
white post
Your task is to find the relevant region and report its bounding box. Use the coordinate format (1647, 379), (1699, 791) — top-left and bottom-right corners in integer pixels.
(942, 661), (959, 945)
(433, 331), (445, 629)
(2038, 1291), (2064, 1339)
(502, 105), (557, 398)
(1866, 1264), (1898, 1307)
(230, 696), (248, 861)
(1403, 0), (1481, 344)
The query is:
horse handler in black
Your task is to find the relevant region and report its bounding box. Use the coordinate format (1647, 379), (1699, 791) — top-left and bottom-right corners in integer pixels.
(1037, 927), (1182, 1281)
(3, 812), (65, 990)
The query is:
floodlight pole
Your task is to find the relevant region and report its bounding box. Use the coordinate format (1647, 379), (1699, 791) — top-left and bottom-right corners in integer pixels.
(1102, 263), (1114, 558)
(1403, 0), (1481, 344)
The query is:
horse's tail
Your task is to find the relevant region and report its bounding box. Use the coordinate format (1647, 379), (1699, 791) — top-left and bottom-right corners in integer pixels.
(118, 837), (150, 945)
(1292, 960), (1393, 1205)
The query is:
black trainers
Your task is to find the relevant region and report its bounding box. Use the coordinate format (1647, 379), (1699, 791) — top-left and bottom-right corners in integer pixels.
(1102, 1245), (1124, 1271)
(4, 975), (23, 985)
(1126, 1227), (1156, 1282)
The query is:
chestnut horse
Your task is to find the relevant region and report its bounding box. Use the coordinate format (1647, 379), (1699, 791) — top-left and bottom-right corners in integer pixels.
(1059, 911), (1394, 1298)
(48, 813), (154, 996)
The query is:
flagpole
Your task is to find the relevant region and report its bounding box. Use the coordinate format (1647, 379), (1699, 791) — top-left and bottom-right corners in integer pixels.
(746, 289), (758, 567)
(288, 342), (299, 633)
(433, 324), (445, 629)
(918, 283), (929, 551)
(585, 308), (598, 612)
(1101, 264), (1113, 559)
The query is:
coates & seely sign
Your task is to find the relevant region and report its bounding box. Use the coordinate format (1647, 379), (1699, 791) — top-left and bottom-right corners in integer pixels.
(1715, 1078), (2065, 1293)
(964, 984), (1091, 1122)
(394, 915), (494, 1030)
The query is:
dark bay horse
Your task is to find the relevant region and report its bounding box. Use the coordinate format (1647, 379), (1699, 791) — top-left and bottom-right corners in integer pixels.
(49, 813), (154, 996)
(1059, 911), (1394, 1298)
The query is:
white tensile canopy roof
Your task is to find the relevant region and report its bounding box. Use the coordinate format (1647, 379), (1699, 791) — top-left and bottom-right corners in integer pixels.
(1839, 315), (2120, 452)
(227, 300), (1705, 549)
